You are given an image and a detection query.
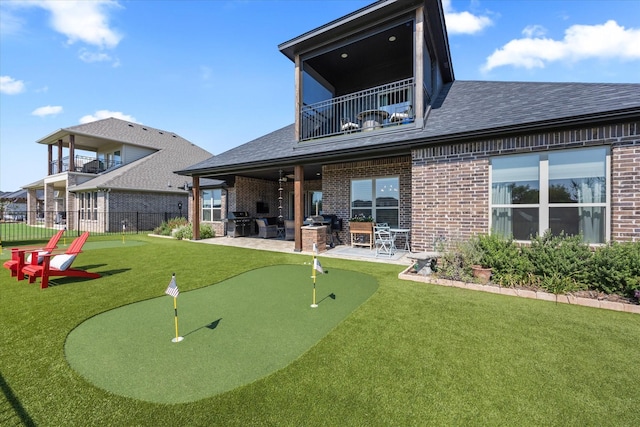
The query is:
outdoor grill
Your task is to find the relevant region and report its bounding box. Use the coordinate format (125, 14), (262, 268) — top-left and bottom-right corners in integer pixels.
(303, 214), (343, 247)
(227, 211), (252, 238)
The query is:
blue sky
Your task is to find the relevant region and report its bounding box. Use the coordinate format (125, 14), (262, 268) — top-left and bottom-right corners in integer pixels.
(1, 0), (639, 191)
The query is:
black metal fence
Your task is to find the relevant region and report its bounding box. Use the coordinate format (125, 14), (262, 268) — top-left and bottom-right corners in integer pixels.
(1, 211), (184, 245)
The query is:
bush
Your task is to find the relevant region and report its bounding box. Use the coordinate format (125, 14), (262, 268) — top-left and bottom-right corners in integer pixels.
(153, 217), (188, 236)
(172, 223), (215, 240)
(522, 230), (592, 287)
(588, 241), (640, 297)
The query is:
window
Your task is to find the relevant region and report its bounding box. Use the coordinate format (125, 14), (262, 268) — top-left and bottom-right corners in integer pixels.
(79, 191), (98, 221)
(201, 189), (221, 221)
(351, 177), (399, 227)
(491, 147), (608, 243)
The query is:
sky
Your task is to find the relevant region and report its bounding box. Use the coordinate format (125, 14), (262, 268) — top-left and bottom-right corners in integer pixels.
(1, 0), (639, 192)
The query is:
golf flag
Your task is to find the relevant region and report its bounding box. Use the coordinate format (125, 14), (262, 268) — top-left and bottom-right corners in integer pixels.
(314, 257), (324, 274)
(313, 242), (318, 254)
(165, 275), (180, 298)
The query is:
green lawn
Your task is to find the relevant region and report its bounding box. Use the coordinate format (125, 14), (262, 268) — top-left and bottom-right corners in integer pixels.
(1, 235), (639, 426)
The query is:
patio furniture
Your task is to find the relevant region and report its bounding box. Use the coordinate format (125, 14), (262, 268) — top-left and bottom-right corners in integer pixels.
(21, 232), (100, 289)
(3, 229), (65, 281)
(374, 225), (395, 258)
(284, 220), (296, 241)
(340, 117), (360, 133)
(357, 109), (389, 131)
(390, 228), (411, 251)
(390, 105), (413, 124)
(256, 218), (278, 239)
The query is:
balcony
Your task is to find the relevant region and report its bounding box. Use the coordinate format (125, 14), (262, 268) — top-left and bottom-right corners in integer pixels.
(300, 78), (417, 141)
(49, 155), (122, 175)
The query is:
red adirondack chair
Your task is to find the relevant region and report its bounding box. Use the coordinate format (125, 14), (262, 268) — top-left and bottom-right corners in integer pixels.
(21, 232), (100, 289)
(3, 229), (65, 281)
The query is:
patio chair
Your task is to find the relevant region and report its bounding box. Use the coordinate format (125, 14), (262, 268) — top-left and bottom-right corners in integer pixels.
(340, 117), (360, 133)
(389, 105), (413, 124)
(21, 232), (100, 289)
(256, 219), (278, 239)
(284, 219), (296, 241)
(374, 225), (395, 258)
(3, 229), (65, 281)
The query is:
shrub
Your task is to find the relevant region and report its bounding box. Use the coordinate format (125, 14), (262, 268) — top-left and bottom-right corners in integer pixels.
(153, 217), (188, 236)
(173, 223), (215, 240)
(588, 241), (640, 297)
(476, 233), (534, 284)
(522, 230), (592, 287)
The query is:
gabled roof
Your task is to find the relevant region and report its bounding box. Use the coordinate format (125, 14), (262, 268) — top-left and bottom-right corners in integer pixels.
(38, 118), (213, 193)
(177, 80), (640, 178)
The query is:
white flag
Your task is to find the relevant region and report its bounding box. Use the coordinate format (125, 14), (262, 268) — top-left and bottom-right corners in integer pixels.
(313, 242), (318, 254)
(314, 258), (324, 274)
(165, 275), (180, 298)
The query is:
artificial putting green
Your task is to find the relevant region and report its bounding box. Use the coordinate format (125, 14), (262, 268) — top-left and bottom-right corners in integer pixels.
(64, 264), (378, 404)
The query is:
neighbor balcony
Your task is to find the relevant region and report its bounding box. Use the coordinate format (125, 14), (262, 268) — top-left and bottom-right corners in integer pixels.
(49, 155), (122, 175)
(300, 78), (417, 141)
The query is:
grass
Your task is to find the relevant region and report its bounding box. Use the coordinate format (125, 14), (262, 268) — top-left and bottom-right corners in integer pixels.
(1, 234), (639, 426)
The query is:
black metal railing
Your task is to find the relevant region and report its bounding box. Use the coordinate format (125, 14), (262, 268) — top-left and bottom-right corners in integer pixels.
(0, 210), (184, 245)
(49, 155), (123, 174)
(300, 78), (416, 141)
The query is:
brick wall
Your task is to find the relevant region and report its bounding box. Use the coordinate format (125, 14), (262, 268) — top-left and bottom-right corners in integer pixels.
(411, 121), (640, 251)
(611, 139), (640, 241)
(323, 156), (412, 245)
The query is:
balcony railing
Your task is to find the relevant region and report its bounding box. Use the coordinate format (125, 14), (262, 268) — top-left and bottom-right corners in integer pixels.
(49, 155), (122, 175)
(300, 78), (416, 141)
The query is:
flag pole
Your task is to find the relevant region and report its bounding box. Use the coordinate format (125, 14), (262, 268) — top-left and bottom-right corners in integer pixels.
(172, 296), (181, 342)
(165, 273), (183, 343)
(311, 243), (318, 308)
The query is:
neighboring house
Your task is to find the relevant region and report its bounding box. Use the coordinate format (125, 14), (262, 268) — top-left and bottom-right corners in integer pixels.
(178, 0), (640, 251)
(23, 118), (212, 233)
(0, 189), (44, 221)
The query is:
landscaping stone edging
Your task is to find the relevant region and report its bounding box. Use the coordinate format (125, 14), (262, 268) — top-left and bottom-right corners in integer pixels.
(398, 266), (640, 314)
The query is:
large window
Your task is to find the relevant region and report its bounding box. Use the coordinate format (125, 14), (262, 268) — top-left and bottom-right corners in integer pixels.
(201, 189), (221, 221)
(351, 177), (399, 227)
(491, 147), (608, 243)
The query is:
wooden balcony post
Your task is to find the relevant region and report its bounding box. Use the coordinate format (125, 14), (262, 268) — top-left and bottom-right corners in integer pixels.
(69, 135), (75, 172)
(48, 144), (53, 175)
(57, 140), (63, 174)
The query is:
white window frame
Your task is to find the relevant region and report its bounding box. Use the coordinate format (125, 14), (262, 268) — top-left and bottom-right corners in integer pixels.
(489, 147), (610, 243)
(350, 176), (400, 227)
(201, 189), (222, 221)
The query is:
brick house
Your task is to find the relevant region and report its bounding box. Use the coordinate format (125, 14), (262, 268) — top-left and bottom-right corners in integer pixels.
(178, 0), (640, 251)
(23, 117), (212, 233)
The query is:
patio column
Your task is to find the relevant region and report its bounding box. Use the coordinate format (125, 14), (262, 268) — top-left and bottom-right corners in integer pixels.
(57, 140), (63, 174)
(27, 189), (38, 225)
(294, 165), (304, 252)
(69, 135), (75, 172)
(192, 176), (200, 240)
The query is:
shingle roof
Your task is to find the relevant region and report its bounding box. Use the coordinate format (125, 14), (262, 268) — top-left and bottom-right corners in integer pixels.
(178, 80), (640, 175)
(62, 118), (212, 192)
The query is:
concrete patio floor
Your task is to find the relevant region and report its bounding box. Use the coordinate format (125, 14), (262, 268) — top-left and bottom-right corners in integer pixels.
(192, 235), (415, 266)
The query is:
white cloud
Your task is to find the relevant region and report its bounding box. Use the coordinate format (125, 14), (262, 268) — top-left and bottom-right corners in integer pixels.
(79, 49), (113, 63)
(522, 25), (547, 38)
(79, 110), (138, 124)
(483, 20), (640, 72)
(0, 75), (26, 94)
(443, 0), (493, 35)
(32, 105), (63, 117)
(4, 1), (122, 65)
(37, 0), (123, 49)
